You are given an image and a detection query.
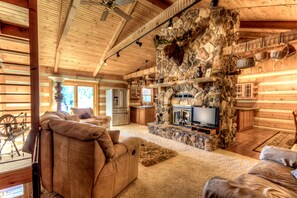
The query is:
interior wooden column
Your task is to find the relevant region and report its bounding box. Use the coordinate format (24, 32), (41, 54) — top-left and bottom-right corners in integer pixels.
(28, 0), (39, 152)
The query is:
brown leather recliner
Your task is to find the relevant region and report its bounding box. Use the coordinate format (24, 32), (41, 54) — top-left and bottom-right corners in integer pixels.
(40, 111), (140, 198)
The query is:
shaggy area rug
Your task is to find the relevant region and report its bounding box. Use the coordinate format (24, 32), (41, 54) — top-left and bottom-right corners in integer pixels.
(254, 131), (295, 152)
(139, 141), (178, 167)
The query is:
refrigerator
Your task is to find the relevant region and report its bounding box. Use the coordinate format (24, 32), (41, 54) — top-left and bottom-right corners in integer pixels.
(106, 89), (129, 126)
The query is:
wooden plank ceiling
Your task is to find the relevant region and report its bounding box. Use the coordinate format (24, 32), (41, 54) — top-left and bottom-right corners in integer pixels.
(0, 0), (297, 76)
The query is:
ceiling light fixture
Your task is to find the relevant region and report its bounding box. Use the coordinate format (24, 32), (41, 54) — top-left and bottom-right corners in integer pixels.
(210, 0), (219, 7)
(168, 18), (173, 30)
(135, 39), (142, 47)
(104, 60), (107, 65)
(117, 51), (120, 57)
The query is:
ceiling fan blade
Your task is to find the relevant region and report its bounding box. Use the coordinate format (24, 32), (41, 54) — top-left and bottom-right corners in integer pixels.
(115, 0), (135, 6)
(101, 8), (109, 21)
(113, 7), (132, 20)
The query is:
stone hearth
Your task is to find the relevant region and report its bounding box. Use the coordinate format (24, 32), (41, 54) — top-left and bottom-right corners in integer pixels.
(150, 7), (239, 150)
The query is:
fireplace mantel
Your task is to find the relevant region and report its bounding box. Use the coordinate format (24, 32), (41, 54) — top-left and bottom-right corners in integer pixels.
(148, 77), (217, 89)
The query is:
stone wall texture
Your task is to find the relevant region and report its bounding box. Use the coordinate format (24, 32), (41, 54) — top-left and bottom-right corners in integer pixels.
(152, 7), (240, 149)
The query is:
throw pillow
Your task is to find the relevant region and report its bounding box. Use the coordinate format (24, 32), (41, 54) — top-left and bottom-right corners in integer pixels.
(65, 115), (80, 122)
(80, 112), (91, 119)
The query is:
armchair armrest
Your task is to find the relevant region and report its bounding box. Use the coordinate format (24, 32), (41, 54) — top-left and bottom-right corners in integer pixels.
(108, 130), (120, 144)
(121, 137), (142, 155)
(260, 146), (297, 168)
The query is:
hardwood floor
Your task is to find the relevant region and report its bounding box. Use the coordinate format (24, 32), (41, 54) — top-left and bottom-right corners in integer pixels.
(226, 128), (278, 159)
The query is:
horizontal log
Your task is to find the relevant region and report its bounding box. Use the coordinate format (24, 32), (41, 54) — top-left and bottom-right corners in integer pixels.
(255, 111), (293, 120)
(0, 0), (28, 8)
(254, 118), (295, 130)
(0, 22), (29, 38)
(236, 102), (297, 110)
(0, 73), (30, 77)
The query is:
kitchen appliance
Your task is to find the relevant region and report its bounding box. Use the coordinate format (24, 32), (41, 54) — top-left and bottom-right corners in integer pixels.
(106, 89), (129, 126)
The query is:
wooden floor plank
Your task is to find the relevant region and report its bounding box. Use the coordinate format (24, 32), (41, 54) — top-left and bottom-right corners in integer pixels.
(226, 128), (278, 159)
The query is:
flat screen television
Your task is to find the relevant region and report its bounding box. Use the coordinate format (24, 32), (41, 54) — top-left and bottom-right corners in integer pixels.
(191, 106), (219, 128)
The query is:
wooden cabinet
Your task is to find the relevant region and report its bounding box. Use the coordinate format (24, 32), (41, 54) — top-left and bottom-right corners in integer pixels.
(130, 85), (141, 99)
(236, 108), (259, 131)
(130, 106), (155, 125)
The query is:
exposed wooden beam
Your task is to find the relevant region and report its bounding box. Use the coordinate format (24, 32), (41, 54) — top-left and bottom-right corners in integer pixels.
(28, 0), (39, 153)
(240, 21), (297, 30)
(0, 0), (28, 8)
(0, 22), (29, 39)
(54, 0), (81, 73)
(141, 0), (171, 10)
(93, 1), (138, 77)
(223, 29), (297, 56)
(104, 0), (201, 62)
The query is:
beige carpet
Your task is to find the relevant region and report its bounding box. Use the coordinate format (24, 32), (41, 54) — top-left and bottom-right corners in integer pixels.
(113, 123), (259, 198)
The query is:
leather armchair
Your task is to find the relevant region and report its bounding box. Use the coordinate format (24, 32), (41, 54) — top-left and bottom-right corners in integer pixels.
(40, 111), (140, 198)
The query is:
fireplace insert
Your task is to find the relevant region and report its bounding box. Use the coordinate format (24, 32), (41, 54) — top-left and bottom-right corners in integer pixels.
(172, 105), (192, 127)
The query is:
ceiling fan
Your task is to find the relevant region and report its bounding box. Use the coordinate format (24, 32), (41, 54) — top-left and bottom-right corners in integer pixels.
(81, 0), (135, 21)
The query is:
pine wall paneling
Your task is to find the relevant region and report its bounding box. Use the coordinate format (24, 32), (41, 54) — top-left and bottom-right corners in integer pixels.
(237, 43), (297, 132)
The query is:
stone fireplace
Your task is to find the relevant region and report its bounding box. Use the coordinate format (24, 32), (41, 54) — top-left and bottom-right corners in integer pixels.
(148, 7), (239, 151)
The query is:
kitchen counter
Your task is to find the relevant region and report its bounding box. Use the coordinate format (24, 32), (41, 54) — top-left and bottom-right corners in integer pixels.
(130, 106), (155, 125)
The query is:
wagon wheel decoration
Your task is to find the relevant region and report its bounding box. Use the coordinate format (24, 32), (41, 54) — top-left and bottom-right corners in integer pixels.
(0, 114), (17, 137)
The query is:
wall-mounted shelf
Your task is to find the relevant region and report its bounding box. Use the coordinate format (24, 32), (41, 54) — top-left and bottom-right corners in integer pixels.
(148, 77), (217, 88)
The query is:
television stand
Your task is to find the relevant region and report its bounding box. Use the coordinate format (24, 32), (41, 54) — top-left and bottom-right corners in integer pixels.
(191, 124), (217, 135)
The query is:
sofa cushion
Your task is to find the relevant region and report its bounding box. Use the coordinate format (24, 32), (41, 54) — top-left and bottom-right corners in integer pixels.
(235, 174), (297, 197)
(249, 160), (297, 193)
(71, 107), (94, 118)
(203, 176), (265, 198)
(80, 112), (92, 119)
(260, 146), (297, 168)
(49, 119), (115, 157)
(65, 114), (80, 122)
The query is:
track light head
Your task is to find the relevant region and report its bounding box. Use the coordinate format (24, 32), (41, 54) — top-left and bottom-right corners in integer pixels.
(168, 18), (173, 30)
(116, 51), (120, 57)
(104, 60), (107, 65)
(210, 0), (219, 7)
(136, 39), (142, 47)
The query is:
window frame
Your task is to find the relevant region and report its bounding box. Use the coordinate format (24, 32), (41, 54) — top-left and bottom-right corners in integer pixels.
(61, 80), (98, 114)
(236, 83), (253, 99)
(141, 87), (153, 104)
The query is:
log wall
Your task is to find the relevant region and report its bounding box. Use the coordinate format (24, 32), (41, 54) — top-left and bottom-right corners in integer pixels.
(237, 43), (297, 132)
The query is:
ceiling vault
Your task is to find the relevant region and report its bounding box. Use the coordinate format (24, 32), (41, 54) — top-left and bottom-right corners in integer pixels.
(93, 1), (138, 77)
(101, 0), (201, 72)
(54, 0), (81, 73)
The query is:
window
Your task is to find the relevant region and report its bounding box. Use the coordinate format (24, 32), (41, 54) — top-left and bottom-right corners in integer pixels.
(236, 83), (253, 99)
(61, 81), (96, 113)
(142, 88), (153, 103)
